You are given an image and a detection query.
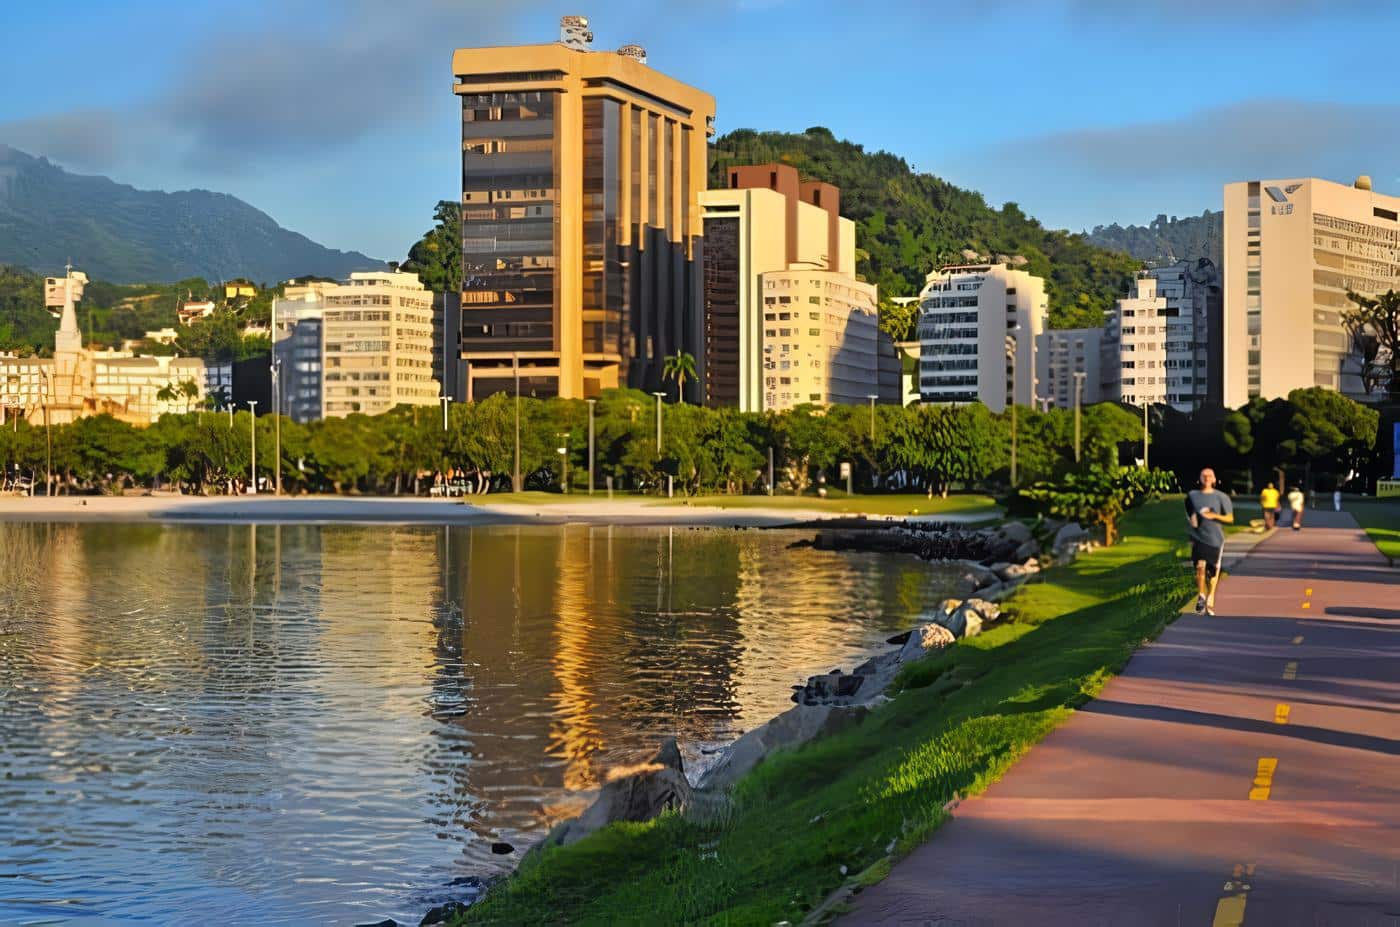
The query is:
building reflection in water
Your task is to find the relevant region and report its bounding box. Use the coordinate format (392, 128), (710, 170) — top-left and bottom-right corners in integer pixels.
(0, 521), (958, 923)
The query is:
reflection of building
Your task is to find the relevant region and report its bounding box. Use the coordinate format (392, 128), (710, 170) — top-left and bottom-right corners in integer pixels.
(1, 268), (209, 425)
(272, 272), (440, 420)
(1037, 327), (1104, 409)
(917, 263), (1045, 411)
(1223, 175), (1400, 403)
(451, 17), (716, 401)
(699, 163), (888, 411)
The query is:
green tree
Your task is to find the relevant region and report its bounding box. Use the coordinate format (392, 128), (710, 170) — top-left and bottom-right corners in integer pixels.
(662, 351), (697, 404)
(402, 201), (463, 294)
(1342, 289), (1400, 400)
(1021, 465), (1177, 546)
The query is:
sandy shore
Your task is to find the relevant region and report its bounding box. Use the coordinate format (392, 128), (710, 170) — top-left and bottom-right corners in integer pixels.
(0, 494), (997, 528)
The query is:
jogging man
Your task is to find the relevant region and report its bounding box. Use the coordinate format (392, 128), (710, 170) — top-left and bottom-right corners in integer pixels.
(1185, 467), (1234, 615)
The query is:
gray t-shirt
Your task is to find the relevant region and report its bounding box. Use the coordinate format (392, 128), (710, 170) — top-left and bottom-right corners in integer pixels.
(1186, 489), (1232, 548)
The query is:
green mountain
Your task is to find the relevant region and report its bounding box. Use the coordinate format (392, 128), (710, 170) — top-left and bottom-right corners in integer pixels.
(1085, 210), (1223, 268)
(0, 144), (381, 284)
(707, 127), (1142, 333)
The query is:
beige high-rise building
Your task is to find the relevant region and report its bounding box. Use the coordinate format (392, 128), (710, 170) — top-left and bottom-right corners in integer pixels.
(273, 272), (440, 421)
(452, 18), (716, 401)
(1223, 175), (1400, 405)
(916, 264), (1045, 412)
(700, 163), (885, 411)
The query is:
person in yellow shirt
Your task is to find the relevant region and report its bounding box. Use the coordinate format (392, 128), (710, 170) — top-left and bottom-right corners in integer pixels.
(1259, 482), (1280, 530)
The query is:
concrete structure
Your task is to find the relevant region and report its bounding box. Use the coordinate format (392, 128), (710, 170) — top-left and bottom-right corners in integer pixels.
(700, 162), (889, 411)
(1, 268), (209, 426)
(177, 299), (217, 326)
(1223, 175), (1400, 404)
(1037, 327), (1105, 409)
(1103, 272), (1167, 407)
(452, 18), (716, 401)
(916, 264), (1046, 411)
(272, 271), (440, 420)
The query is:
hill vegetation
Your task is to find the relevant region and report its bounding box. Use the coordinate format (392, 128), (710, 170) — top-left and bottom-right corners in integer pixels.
(707, 127), (1143, 336)
(0, 145), (381, 284)
(1085, 210), (1223, 268)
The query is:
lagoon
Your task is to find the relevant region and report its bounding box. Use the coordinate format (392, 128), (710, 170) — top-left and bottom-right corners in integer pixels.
(0, 522), (957, 924)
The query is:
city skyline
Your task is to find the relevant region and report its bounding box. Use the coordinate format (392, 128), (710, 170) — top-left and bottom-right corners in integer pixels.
(3, 0), (1398, 259)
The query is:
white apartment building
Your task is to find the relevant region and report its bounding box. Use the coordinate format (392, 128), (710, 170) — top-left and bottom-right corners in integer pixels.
(1036, 327), (1104, 409)
(916, 263), (1045, 412)
(759, 270), (880, 409)
(273, 271), (440, 420)
(1223, 175), (1400, 404)
(1103, 273), (1168, 407)
(701, 162), (892, 411)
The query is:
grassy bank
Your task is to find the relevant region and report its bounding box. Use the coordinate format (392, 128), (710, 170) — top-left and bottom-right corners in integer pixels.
(470, 491), (998, 518)
(457, 500), (1193, 926)
(1349, 498), (1400, 563)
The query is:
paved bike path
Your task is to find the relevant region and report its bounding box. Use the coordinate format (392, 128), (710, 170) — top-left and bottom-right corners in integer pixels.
(845, 510), (1400, 926)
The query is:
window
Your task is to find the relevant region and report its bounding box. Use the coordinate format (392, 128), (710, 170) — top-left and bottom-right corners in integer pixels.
(809, 296), (820, 305)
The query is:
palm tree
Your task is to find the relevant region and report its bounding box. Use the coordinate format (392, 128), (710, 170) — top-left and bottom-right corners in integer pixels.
(179, 379), (200, 414)
(662, 351), (696, 404)
(156, 382), (178, 413)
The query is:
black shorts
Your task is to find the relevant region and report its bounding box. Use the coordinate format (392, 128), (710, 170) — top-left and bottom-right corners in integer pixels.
(1192, 541), (1223, 578)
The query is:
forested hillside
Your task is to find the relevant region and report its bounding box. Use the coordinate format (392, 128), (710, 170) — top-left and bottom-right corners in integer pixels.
(1085, 211), (1223, 268)
(707, 127), (1142, 335)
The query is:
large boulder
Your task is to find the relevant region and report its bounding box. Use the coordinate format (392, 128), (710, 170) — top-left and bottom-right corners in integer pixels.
(995, 521), (1033, 545)
(956, 560), (1000, 590)
(998, 560), (1040, 582)
(698, 703), (869, 791)
(547, 738), (691, 846)
(898, 622), (957, 662)
(1012, 539), (1041, 562)
(793, 669), (866, 705)
(1053, 522), (1088, 552)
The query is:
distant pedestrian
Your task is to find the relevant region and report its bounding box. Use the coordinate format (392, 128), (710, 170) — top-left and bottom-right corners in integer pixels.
(1287, 486), (1305, 531)
(1259, 482), (1280, 530)
(1333, 489), (1342, 512)
(1186, 468), (1234, 616)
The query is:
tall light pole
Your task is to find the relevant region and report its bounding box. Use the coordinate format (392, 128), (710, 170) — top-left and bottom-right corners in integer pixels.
(1142, 402), (1150, 470)
(440, 393), (451, 432)
(512, 352), (522, 493)
(246, 400), (258, 493)
(866, 394), (878, 443)
(652, 391), (665, 455)
(271, 361), (282, 496)
(1004, 334), (1018, 488)
(586, 398), (597, 495)
(1072, 371), (1086, 464)
(556, 433), (569, 493)
(37, 369), (52, 496)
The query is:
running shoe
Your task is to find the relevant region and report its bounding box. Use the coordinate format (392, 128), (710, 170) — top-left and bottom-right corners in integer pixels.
(1195, 594), (1207, 614)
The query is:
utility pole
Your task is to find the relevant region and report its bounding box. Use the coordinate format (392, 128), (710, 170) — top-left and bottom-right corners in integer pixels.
(586, 398), (596, 495)
(1072, 371), (1086, 464)
(652, 391), (665, 454)
(767, 446), (774, 497)
(867, 394), (877, 443)
(272, 361), (282, 496)
(246, 400), (258, 493)
(440, 394), (451, 432)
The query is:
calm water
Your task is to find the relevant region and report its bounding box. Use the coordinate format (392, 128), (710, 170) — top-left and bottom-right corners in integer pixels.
(0, 522), (956, 925)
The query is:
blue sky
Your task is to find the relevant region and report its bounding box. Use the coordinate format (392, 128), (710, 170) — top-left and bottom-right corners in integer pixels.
(4, 0), (1399, 260)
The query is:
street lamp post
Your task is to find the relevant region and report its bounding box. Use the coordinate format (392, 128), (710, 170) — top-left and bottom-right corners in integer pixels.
(1072, 371), (1087, 464)
(556, 434), (569, 493)
(440, 393), (451, 432)
(1005, 333), (1018, 488)
(246, 400), (258, 493)
(652, 391), (665, 455)
(586, 398), (597, 495)
(1142, 402), (1150, 470)
(866, 394), (878, 443)
(37, 369), (52, 496)
(512, 352), (522, 493)
(271, 361), (282, 496)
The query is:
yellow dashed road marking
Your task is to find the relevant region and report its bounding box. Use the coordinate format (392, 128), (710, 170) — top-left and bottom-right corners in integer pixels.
(1305, 587), (1313, 596)
(1249, 757), (1278, 801)
(1301, 601), (1311, 609)
(1212, 863), (1255, 926)
(1291, 635), (1303, 645)
(1274, 703), (1291, 725)
(1282, 660), (1299, 680)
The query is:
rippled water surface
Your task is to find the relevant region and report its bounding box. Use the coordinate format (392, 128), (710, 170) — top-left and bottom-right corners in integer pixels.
(0, 522), (958, 924)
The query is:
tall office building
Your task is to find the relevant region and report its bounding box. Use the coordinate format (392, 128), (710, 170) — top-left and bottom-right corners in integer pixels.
(916, 264), (1045, 411)
(273, 272), (440, 420)
(452, 18), (716, 401)
(1223, 175), (1400, 405)
(699, 163), (888, 411)
(1103, 273), (1167, 408)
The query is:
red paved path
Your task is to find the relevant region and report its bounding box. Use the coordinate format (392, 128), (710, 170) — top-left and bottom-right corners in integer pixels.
(845, 511), (1400, 926)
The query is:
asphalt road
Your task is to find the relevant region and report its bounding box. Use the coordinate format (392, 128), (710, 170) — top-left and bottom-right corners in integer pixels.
(845, 510), (1400, 926)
